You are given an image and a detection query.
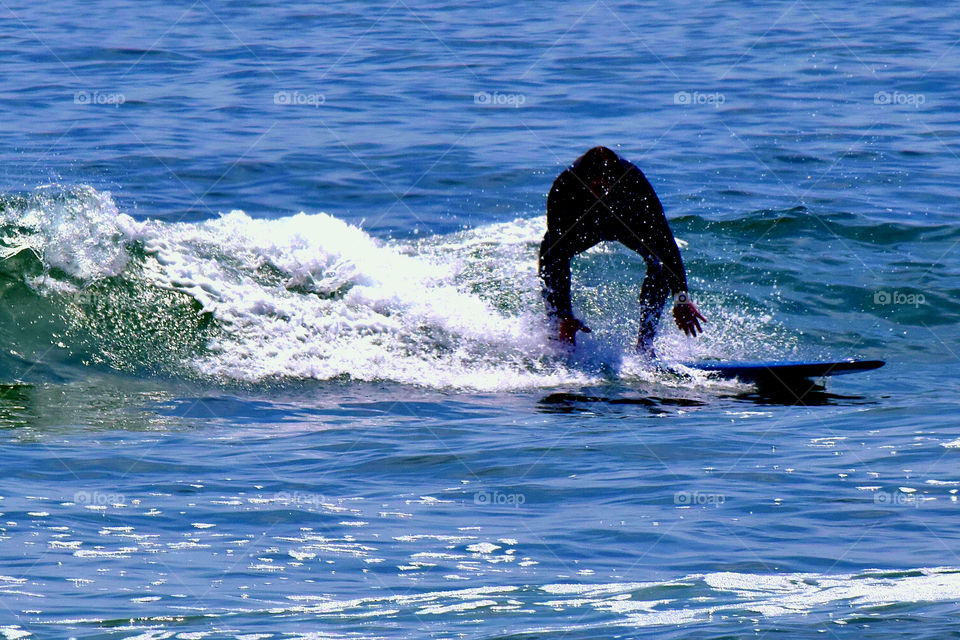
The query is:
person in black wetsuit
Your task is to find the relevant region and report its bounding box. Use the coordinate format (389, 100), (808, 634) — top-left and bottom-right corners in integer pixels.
(538, 146), (706, 357)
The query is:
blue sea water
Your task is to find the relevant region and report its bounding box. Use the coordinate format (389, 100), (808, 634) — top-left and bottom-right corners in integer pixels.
(2, 0), (960, 637)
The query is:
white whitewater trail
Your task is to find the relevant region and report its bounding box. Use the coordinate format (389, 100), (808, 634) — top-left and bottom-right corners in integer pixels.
(134, 209), (586, 390)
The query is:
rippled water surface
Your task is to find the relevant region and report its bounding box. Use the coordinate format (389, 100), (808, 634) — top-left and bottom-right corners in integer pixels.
(1, 1), (960, 638)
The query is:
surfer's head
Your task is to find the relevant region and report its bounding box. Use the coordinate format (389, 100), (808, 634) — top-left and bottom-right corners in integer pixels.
(572, 146), (621, 197)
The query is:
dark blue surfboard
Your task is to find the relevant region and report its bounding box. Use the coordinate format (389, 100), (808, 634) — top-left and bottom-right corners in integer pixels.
(680, 359), (884, 382)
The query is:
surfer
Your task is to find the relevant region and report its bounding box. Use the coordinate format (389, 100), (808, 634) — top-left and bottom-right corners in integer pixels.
(539, 146), (706, 357)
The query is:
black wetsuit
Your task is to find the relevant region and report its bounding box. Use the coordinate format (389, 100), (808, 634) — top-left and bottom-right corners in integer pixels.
(538, 146), (688, 351)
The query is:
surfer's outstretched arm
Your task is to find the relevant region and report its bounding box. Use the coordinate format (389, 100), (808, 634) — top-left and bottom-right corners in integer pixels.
(538, 231), (573, 321)
(539, 174), (598, 345)
(649, 232), (706, 340)
(635, 261), (672, 356)
(539, 231), (593, 344)
(615, 186), (706, 352)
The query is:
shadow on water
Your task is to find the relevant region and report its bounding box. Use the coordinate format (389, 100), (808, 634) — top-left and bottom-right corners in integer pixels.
(729, 376), (881, 406)
(537, 392), (709, 415)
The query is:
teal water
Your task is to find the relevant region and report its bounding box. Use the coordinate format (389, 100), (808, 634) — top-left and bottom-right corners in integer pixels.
(2, 1), (960, 638)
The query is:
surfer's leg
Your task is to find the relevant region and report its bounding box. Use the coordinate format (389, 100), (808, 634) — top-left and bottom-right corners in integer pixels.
(636, 263), (670, 358)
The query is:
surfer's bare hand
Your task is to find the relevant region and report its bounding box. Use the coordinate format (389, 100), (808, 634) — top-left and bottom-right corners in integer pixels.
(672, 297), (706, 338)
(558, 317), (592, 345)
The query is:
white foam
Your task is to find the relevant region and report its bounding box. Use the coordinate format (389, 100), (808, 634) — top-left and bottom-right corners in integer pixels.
(2, 185), (137, 282)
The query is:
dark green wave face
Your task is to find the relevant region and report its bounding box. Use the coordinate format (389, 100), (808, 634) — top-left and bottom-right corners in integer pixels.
(0, 187), (216, 383)
(1, 185), (957, 388)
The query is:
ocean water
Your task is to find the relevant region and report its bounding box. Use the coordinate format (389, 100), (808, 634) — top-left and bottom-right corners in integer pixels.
(2, 1), (960, 638)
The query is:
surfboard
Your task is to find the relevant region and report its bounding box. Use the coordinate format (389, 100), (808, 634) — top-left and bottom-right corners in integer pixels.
(679, 359), (884, 383)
